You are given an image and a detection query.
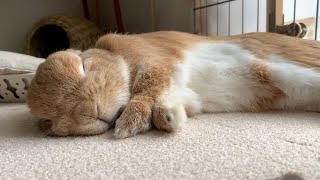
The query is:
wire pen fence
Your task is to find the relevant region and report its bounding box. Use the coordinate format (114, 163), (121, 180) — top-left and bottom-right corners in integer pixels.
(193, 0), (320, 40)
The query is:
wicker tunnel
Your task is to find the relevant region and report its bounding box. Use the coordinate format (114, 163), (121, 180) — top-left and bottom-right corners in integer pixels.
(24, 15), (103, 58)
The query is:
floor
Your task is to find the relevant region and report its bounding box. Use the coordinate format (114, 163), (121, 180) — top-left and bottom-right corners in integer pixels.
(0, 103), (319, 179)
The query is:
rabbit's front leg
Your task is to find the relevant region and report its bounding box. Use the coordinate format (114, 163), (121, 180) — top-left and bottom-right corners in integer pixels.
(113, 95), (153, 139)
(113, 96), (187, 138)
(113, 64), (170, 138)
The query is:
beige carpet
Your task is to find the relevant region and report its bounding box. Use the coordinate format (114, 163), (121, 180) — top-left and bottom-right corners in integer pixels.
(0, 103), (319, 180)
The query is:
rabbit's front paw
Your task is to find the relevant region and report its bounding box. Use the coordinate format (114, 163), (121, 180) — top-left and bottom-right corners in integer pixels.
(152, 104), (187, 132)
(113, 117), (150, 139)
(113, 103), (152, 139)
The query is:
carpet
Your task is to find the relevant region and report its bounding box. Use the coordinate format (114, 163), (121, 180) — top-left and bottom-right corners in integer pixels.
(0, 103), (319, 179)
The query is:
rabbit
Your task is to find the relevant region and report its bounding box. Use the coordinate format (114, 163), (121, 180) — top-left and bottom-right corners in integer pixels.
(27, 31), (320, 138)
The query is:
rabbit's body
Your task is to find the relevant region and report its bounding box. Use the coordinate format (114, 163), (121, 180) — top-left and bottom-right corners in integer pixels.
(27, 31), (320, 138)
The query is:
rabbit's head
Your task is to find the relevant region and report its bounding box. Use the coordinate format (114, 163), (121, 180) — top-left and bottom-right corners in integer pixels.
(27, 49), (130, 136)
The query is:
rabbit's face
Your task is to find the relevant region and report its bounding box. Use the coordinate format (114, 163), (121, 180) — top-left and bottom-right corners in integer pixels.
(27, 49), (130, 136)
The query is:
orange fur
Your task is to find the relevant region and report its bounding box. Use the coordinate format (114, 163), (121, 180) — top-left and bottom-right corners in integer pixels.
(249, 59), (285, 111)
(225, 32), (320, 70)
(27, 49), (129, 136)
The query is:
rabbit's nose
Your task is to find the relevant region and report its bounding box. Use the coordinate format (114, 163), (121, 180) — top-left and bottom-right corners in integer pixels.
(39, 118), (53, 133)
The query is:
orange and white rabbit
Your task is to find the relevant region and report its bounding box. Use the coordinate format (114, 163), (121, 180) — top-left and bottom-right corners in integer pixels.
(27, 31), (320, 138)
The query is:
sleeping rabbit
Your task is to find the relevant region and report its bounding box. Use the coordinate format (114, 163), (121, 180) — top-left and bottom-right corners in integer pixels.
(27, 31), (320, 138)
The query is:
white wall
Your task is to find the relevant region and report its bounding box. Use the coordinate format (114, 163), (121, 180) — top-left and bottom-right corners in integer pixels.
(0, 0), (83, 53)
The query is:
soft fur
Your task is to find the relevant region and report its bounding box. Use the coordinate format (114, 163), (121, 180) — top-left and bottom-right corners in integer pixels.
(27, 31), (320, 138)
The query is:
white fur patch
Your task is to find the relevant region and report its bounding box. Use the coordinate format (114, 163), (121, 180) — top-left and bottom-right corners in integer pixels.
(119, 59), (130, 85)
(184, 42), (264, 112)
(79, 63), (85, 76)
(177, 41), (320, 112)
(117, 60), (130, 108)
(267, 57), (320, 111)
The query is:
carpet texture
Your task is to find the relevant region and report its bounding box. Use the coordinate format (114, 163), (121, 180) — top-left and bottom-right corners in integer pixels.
(0, 103), (319, 180)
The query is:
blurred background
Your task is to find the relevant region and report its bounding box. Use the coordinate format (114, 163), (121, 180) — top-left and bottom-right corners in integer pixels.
(0, 0), (319, 57)
(0, 0), (193, 54)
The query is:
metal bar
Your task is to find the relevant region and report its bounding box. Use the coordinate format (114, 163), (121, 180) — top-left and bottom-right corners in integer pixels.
(200, 0), (202, 35)
(206, 0), (208, 35)
(228, 0), (231, 36)
(242, 0), (244, 34)
(316, 0), (319, 40)
(193, 0), (196, 33)
(217, 1), (219, 36)
(272, 0), (276, 32)
(257, 0), (260, 32)
(293, 0), (296, 36)
(194, 0), (237, 11)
